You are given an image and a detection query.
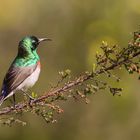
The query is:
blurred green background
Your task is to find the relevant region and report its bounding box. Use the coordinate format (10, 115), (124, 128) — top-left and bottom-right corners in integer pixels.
(0, 0), (140, 140)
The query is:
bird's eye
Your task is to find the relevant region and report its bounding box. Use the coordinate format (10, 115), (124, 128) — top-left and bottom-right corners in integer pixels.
(32, 40), (37, 47)
(31, 40), (38, 50)
(32, 40), (36, 44)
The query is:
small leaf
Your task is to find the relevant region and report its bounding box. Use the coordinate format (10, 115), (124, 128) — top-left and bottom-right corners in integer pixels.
(32, 92), (38, 98)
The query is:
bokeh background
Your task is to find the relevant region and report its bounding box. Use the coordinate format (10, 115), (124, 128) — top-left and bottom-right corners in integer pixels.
(0, 0), (140, 140)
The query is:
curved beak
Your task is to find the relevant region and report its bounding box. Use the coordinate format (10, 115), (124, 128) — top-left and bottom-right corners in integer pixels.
(38, 38), (52, 43)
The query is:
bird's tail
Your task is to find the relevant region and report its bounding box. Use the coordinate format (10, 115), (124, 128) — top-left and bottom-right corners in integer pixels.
(0, 95), (5, 106)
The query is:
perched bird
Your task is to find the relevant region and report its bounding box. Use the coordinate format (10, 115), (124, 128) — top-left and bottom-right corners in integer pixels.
(0, 36), (51, 106)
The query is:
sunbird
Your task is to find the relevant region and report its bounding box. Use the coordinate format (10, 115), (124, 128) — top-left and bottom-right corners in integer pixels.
(0, 36), (51, 106)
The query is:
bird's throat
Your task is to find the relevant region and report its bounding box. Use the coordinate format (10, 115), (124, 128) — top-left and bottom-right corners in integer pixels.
(13, 50), (40, 67)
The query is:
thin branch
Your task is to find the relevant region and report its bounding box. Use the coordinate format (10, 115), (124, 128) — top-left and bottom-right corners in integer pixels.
(0, 50), (140, 116)
(1, 31), (140, 125)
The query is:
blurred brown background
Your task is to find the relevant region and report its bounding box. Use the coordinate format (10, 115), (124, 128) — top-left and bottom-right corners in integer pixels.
(0, 0), (140, 140)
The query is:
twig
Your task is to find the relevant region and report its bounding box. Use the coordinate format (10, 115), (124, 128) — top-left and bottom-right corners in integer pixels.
(0, 49), (140, 115)
(1, 31), (140, 123)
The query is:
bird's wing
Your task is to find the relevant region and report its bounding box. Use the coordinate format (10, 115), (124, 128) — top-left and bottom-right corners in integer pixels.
(1, 64), (37, 97)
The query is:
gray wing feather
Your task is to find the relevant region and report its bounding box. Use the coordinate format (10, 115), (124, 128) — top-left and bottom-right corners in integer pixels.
(1, 64), (37, 95)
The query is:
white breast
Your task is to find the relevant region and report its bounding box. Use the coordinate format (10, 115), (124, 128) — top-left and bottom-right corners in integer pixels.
(17, 65), (41, 91)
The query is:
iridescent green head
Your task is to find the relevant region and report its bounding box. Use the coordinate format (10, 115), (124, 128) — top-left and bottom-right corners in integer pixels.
(18, 36), (51, 57)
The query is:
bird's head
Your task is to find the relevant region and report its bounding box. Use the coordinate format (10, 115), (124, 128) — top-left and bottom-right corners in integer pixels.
(18, 36), (51, 57)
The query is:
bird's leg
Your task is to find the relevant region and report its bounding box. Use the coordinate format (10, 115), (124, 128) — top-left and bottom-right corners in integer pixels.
(21, 90), (34, 100)
(21, 90), (35, 106)
(13, 94), (16, 108)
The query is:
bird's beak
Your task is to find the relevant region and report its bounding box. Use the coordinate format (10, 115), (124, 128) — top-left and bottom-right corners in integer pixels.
(38, 38), (52, 43)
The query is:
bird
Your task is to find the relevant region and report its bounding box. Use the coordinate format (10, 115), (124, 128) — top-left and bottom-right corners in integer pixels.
(0, 36), (51, 106)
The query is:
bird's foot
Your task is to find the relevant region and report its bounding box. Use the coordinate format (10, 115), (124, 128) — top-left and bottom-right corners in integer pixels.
(21, 90), (35, 100)
(29, 96), (35, 101)
(28, 96), (35, 107)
